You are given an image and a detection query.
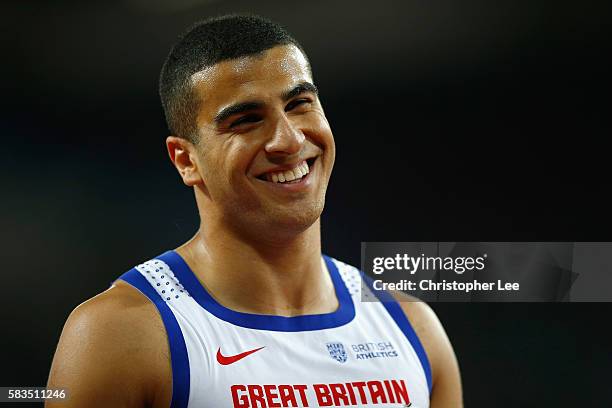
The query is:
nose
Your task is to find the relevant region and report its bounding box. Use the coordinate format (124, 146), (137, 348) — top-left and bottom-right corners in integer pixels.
(264, 113), (305, 156)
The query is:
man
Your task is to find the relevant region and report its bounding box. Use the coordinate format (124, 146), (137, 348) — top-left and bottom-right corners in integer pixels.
(47, 15), (462, 408)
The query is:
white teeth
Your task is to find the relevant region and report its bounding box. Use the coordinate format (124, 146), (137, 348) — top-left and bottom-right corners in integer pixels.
(284, 169), (296, 181)
(264, 160), (312, 184)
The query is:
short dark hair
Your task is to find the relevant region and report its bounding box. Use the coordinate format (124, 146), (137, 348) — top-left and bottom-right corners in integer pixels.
(159, 14), (308, 142)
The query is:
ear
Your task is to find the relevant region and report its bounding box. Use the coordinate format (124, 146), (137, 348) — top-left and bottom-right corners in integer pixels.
(166, 136), (203, 186)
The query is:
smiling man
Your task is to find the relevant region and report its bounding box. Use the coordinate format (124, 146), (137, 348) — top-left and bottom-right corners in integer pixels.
(47, 15), (462, 408)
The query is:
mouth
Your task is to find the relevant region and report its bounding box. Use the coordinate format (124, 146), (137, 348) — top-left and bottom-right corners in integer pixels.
(255, 157), (317, 185)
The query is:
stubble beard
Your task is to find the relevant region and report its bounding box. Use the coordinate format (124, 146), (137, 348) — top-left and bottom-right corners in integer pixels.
(222, 191), (327, 245)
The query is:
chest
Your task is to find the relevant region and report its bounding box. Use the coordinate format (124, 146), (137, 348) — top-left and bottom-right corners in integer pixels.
(180, 306), (430, 407)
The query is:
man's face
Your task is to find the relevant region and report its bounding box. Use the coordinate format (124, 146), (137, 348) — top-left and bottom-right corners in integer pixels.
(190, 44), (335, 236)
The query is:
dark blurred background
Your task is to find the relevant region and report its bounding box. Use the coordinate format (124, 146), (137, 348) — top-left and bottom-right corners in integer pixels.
(1, 0), (611, 406)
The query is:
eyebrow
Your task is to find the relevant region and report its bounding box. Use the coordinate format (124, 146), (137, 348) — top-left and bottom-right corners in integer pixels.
(281, 81), (318, 101)
(213, 81), (319, 125)
(214, 102), (263, 125)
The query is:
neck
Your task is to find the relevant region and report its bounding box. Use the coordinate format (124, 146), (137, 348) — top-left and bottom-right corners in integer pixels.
(176, 218), (338, 317)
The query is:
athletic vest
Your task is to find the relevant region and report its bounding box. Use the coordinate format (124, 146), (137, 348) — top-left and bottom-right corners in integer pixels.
(118, 251), (431, 408)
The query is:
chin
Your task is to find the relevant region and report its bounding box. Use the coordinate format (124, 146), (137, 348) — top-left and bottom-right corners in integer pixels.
(225, 192), (327, 240)
(271, 203), (323, 231)
(244, 201), (324, 239)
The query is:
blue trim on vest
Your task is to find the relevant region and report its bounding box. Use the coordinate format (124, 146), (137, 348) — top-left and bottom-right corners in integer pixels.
(361, 273), (433, 394)
(118, 268), (190, 408)
(155, 250), (356, 332)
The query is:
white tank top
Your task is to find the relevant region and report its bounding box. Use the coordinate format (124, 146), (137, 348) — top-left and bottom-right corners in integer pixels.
(118, 251), (431, 408)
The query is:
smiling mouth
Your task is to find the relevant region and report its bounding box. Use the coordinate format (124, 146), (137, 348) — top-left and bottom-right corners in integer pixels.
(256, 158), (317, 184)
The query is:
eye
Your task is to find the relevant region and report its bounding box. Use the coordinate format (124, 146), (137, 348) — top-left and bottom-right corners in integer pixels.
(230, 114), (262, 128)
(285, 98), (312, 112)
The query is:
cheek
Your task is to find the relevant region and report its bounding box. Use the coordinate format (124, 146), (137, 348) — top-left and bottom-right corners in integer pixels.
(230, 142), (259, 175)
(302, 112), (335, 149)
(212, 140), (259, 187)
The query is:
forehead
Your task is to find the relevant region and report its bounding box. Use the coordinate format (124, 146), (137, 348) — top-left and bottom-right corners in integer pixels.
(191, 45), (312, 118)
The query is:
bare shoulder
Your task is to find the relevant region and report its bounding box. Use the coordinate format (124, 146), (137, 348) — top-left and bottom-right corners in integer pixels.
(46, 280), (171, 408)
(391, 292), (463, 408)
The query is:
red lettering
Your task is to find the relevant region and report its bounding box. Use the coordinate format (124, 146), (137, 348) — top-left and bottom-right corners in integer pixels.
(345, 382), (357, 405)
(294, 385), (309, 407)
(231, 385), (249, 408)
(313, 384), (333, 406)
(231, 380), (409, 408)
(278, 385), (298, 407)
(351, 381), (368, 404)
(391, 379), (411, 405)
(248, 385), (267, 408)
(383, 380), (396, 403)
(367, 381), (387, 404)
(264, 385), (280, 408)
(330, 383), (350, 406)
